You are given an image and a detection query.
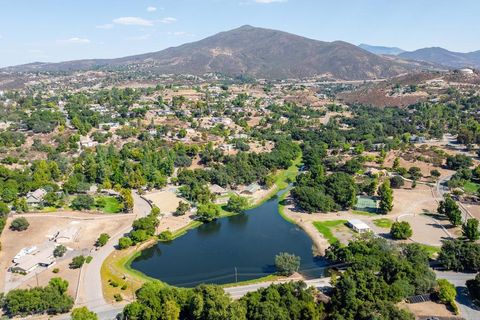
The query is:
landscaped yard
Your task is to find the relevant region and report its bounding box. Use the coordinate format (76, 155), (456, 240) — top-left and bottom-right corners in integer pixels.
(463, 181), (480, 194)
(96, 196), (123, 214)
(373, 218), (393, 229)
(313, 220), (347, 244)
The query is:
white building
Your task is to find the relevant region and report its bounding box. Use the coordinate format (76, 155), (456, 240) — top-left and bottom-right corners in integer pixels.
(26, 188), (47, 206)
(348, 219), (371, 234)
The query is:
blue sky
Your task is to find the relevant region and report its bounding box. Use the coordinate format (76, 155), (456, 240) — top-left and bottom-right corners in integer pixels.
(0, 0), (479, 67)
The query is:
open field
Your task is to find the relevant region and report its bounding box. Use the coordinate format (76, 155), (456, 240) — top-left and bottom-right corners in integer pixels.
(144, 188), (183, 214)
(312, 220), (348, 244)
(0, 212), (133, 293)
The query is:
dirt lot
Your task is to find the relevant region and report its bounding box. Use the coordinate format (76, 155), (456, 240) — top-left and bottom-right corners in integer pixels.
(144, 188), (184, 214)
(0, 212), (133, 292)
(399, 301), (459, 318)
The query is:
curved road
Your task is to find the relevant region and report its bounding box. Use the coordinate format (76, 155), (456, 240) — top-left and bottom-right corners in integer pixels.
(74, 191), (151, 319)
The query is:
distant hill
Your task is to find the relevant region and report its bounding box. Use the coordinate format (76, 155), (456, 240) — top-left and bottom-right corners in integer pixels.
(3, 25), (430, 80)
(358, 44), (405, 56)
(399, 47), (480, 69)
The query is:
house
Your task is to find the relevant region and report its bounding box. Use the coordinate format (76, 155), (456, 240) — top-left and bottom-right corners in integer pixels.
(209, 184), (229, 197)
(26, 188), (47, 206)
(241, 183), (261, 195)
(79, 136), (98, 148)
(11, 245), (55, 274)
(348, 219), (371, 234)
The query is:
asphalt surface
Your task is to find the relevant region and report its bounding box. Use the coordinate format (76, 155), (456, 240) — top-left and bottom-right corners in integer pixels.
(435, 271), (480, 320)
(74, 191), (151, 319)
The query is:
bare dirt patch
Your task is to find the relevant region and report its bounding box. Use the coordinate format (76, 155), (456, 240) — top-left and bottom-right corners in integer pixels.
(144, 188), (184, 214)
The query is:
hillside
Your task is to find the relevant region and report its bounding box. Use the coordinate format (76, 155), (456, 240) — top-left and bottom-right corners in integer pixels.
(399, 47), (480, 69)
(358, 44), (405, 56)
(3, 25), (426, 80)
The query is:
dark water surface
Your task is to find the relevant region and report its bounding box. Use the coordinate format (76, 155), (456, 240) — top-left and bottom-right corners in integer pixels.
(131, 193), (327, 287)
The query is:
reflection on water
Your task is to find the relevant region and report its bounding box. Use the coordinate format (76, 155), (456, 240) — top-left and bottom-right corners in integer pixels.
(131, 193), (328, 287)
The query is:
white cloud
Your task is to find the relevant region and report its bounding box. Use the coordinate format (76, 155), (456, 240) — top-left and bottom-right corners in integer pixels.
(113, 17), (154, 27)
(147, 6), (157, 12)
(59, 37), (91, 44)
(96, 23), (114, 30)
(160, 17), (177, 24)
(255, 0), (287, 3)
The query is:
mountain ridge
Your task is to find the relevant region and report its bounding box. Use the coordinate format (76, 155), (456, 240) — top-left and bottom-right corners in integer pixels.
(2, 25), (425, 80)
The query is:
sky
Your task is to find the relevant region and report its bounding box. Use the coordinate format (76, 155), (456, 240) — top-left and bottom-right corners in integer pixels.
(0, 0), (479, 67)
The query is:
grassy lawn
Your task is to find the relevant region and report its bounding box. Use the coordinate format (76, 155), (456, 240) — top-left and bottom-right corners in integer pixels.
(418, 244), (441, 258)
(313, 220), (347, 244)
(373, 218), (393, 228)
(96, 196), (122, 214)
(463, 181), (480, 194)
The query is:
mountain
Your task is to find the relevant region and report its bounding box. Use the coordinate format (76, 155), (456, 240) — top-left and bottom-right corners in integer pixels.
(358, 44), (405, 56)
(399, 47), (480, 69)
(4, 25), (428, 80)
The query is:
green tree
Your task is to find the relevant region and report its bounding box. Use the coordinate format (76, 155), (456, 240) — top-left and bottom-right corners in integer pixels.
(0, 201), (10, 216)
(463, 219), (480, 241)
(71, 195), (94, 211)
(71, 307), (98, 320)
(174, 201), (190, 216)
(70, 256), (86, 269)
(9, 217), (30, 231)
(378, 180), (394, 214)
(54, 245), (67, 258)
(438, 195), (462, 226)
(390, 221), (413, 240)
(226, 195), (249, 213)
(196, 202), (221, 222)
(275, 252), (301, 276)
(121, 188), (134, 212)
(96, 233), (110, 247)
(437, 279), (458, 313)
(118, 237), (133, 249)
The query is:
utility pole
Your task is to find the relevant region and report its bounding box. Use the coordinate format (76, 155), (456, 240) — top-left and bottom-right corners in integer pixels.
(235, 267), (238, 283)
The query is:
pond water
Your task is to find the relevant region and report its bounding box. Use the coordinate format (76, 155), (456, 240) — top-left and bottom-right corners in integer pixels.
(130, 192), (328, 287)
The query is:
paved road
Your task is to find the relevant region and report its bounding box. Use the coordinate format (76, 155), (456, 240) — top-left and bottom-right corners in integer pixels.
(75, 191), (151, 319)
(435, 271), (480, 320)
(225, 277), (331, 299)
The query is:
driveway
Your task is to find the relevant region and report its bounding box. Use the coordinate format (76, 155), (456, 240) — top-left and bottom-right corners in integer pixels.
(435, 271), (480, 320)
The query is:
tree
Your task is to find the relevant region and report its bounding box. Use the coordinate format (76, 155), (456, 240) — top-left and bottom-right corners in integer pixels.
(9, 217), (29, 231)
(463, 219), (480, 241)
(226, 195), (249, 213)
(174, 201), (190, 216)
(446, 154), (473, 170)
(390, 221), (413, 240)
(389, 176), (405, 189)
(71, 307), (98, 320)
(71, 195), (94, 211)
(439, 240), (480, 272)
(121, 188), (134, 212)
(430, 169), (441, 179)
(0, 201), (10, 216)
(70, 255), (86, 269)
(325, 172), (357, 209)
(54, 245), (67, 258)
(275, 252), (301, 276)
(96, 233), (110, 247)
(438, 195), (462, 226)
(378, 180), (394, 214)
(196, 202), (220, 222)
(118, 237), (133, 249)
(408, 167), (422, 181)
(437, 279), (458, 313)
(466, 273), (480, 303)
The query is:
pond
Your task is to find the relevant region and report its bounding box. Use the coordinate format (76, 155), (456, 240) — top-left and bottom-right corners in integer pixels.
(130, 192), (328, 287)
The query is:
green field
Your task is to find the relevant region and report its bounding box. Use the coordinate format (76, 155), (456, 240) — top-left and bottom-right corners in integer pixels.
(313, 220), (348, 244)
(96, 196), (123, 214)
(373, 218), (393, 229)
(463, 181), (480, 194)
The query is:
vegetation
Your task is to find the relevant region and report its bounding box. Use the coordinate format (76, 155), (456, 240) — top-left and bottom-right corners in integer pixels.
(390, 221), (413, 240)
(378, 180), (394, 214)
(274, 252), (301, 276)
(96, 233), (110, 247)
(373, 218), (393, 228)
(463, 218), (480, 241)
(313, 220), (347, 244)
(466, 273), (480, 305)
(437, 195), (462, 226)
(437, 279), (458, 314)
(70, 255), (87, 269)
(439, 239), (480, 272)
(2, 278), (73, 317)
(9, 217), (29, 231)
(71, 307), (98, 320)
(196, 202), (221, 222)
(226, 195), (249, 213)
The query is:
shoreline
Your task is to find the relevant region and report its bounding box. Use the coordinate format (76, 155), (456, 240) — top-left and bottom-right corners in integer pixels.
(100, 155), (317, 300)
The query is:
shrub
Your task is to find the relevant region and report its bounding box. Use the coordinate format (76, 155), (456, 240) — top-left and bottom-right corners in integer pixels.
(96, 233), (110, 247)
(390, 221), (413, 240)
(275, 252), (301, 276)
(437, 279), (458, 314)
(9, 217), (30, 231)
(114, 294), (123, 302)
(53, 245), (67, 258)
(159, 230), (174, 242)
(118, 237), (133, 249)
(71, 195), (95, 211)
(69, 256), (86, 269)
